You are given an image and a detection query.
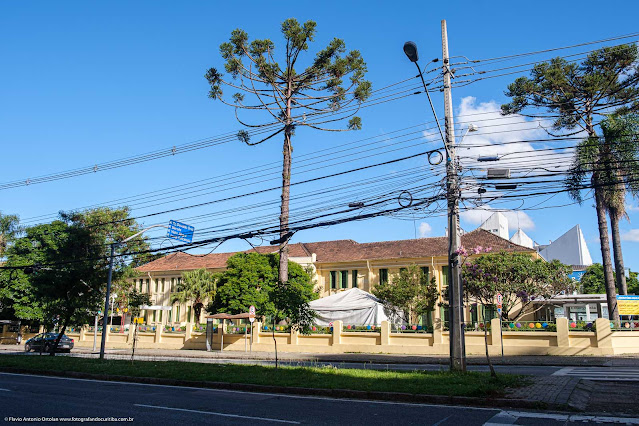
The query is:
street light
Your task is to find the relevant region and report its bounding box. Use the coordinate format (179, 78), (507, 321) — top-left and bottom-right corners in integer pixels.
(99, 224), (168, 359)
(403, 42), (444, 147)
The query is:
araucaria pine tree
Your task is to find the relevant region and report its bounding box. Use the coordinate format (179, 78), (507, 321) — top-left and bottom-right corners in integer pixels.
(205, 19), (371, 284)
(501, 44), (639, 322)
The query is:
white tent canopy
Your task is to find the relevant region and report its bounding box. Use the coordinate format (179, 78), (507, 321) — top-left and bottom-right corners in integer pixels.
(309, 288), (388, 326)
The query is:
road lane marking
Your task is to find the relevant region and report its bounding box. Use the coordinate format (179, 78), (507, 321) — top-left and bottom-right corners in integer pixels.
(134, 404), (300, 424)
(431, 415), (451, 426)
(0, 388), (10, 391)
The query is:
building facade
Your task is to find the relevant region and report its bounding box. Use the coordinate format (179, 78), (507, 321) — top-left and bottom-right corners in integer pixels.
(133, 229), (536, 326)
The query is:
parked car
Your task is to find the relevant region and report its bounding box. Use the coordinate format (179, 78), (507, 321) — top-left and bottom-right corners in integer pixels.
(24, 332), (74, 353)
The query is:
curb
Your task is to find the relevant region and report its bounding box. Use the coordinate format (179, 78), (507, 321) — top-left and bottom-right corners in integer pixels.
(0, 366), (556, 411)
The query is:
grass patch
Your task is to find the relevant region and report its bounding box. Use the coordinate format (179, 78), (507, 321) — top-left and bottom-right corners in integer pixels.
(0, 355), (525, 398)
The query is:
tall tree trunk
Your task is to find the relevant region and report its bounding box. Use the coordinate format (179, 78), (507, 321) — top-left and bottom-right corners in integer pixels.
(594, 183), (620, 322)
(279, 81), (292, 285)
(50, 319), (69, 357)
(609, 207), (628, 295)
(484, 321), (496, 378)
(272, 318), (278, 369)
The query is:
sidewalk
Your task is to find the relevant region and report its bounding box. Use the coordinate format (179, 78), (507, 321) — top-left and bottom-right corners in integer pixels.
(2, 343), (639, 366)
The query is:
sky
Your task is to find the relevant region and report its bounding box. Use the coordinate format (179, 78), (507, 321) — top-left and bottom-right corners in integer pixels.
(1, 1), (639, 269)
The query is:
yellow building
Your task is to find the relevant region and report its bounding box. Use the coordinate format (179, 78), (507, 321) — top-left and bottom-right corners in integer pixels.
(134, 229), (535, 327)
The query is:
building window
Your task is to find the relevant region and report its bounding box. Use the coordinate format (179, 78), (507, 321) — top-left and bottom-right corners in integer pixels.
(145, 279), (150, 293)
(379, 269), (388, 285)
(187, 306), (192, 323)
(162, 278), (165, 292)
(155, 280), (159, 293)
(152, 311), (156, 322)
(176, 306), (180, 322)
(441, 266), (449, 287)
(483, 304), (497, 321)
(352, 270), (358, 288)
(168, 309), (172, 323)
(341, 271), (348, 289)
(330, 271), (338, 289)
(421, 266), (430, 282)
(159, 311), (163, 323)
(171, 278), (175, 292)
(138, 279), (143, 292)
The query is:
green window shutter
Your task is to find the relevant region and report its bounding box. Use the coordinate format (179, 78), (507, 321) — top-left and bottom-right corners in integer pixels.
(152, 311), (156, 322)
(176, 306), (180, 322)
(162, 278), (165, 292)
(155, 280), (158, 292)
(352, 270), (358, 288)
(146, 279), (150, 293)
(341, 271), (348, 289)
(379, 269), (388, 285)
(421, 267), (430, 282)
(187, 306), (192, 322)
(168, 310), (172, 323)
(159, 311), (162, 323)
(441, 266), (449, 288)
(330, 271), (337, 289)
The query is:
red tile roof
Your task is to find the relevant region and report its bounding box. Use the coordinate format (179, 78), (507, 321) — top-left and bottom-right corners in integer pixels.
(136, 229), (533, 273)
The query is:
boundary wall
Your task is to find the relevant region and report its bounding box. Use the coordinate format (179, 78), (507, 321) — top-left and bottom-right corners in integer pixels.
(4, 318), (638, 356)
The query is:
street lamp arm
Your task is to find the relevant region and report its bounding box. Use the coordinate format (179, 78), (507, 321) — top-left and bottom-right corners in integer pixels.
(118, 224), (169, 245)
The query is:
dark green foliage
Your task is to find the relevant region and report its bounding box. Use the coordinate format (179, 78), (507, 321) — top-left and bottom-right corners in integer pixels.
(372, 264), (438, 324)
(581, 263), (639, 294)
(206, 253), (317, 332)
(501, 44), (639, 131)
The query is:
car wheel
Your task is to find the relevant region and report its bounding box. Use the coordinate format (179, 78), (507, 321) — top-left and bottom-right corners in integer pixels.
(24, 343), (31, 352)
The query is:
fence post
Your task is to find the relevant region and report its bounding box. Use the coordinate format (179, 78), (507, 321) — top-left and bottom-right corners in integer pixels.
(332, 320), (342, 346)
(185, 322), (192, 341)
(380, 320), (390, 346)
(253, 322), (261, 344)
(490, 318), (501, 347)
(79, 325), (87, 342)
(595, 317), (612, 350)
(290, 327), (298, 345)
(556, 317), (569, 348)
(127, 324), (135, 344)
(155, 324), (162, 344)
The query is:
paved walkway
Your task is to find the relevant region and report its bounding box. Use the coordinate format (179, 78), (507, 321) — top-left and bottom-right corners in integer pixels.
(3, 343), (637, 367)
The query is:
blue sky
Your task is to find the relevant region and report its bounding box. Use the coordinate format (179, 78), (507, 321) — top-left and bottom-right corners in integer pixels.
(1, 1), (639, 269)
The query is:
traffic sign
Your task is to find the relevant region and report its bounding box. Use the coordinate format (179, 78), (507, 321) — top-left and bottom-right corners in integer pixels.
(496, 293), (502, 305)
(167, 220), (195, 243)
(249, 305), (256, 323)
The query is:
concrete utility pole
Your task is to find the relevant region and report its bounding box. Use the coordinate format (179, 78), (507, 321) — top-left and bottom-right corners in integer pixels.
(441, 19), (466, 372)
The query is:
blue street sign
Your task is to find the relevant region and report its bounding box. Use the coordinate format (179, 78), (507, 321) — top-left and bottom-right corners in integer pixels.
(569, 270), (587, 282)
(167, 220), (195, 243)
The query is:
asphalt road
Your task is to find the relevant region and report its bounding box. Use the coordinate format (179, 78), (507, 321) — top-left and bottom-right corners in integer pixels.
(1, 373), (638, 425)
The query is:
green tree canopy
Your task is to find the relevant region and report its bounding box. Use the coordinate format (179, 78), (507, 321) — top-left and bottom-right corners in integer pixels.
(371, 264), (438, 324)
(462, 252), (573, 321)
(207, 252), (317, 331)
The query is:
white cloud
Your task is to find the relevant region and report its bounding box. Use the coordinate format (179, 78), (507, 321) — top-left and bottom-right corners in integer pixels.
(626, 203), (639, 212)
(622, 229), (639, 242)
(455, 96), (576, 174)
(460, 204), (535, 231)
(419, 222), (432, 238)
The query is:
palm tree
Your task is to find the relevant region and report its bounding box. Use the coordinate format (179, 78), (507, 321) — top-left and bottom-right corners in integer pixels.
(0, 213), (20, 258)
(601, 114), (639, 295)
(171, 268), (217, 324)
(567, 113), (639, 298)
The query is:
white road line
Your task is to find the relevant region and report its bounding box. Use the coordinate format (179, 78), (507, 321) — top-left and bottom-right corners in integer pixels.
(0, 388), (10, 391)
(0, 372), (500, 411)
(133, 404), (300, 424)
